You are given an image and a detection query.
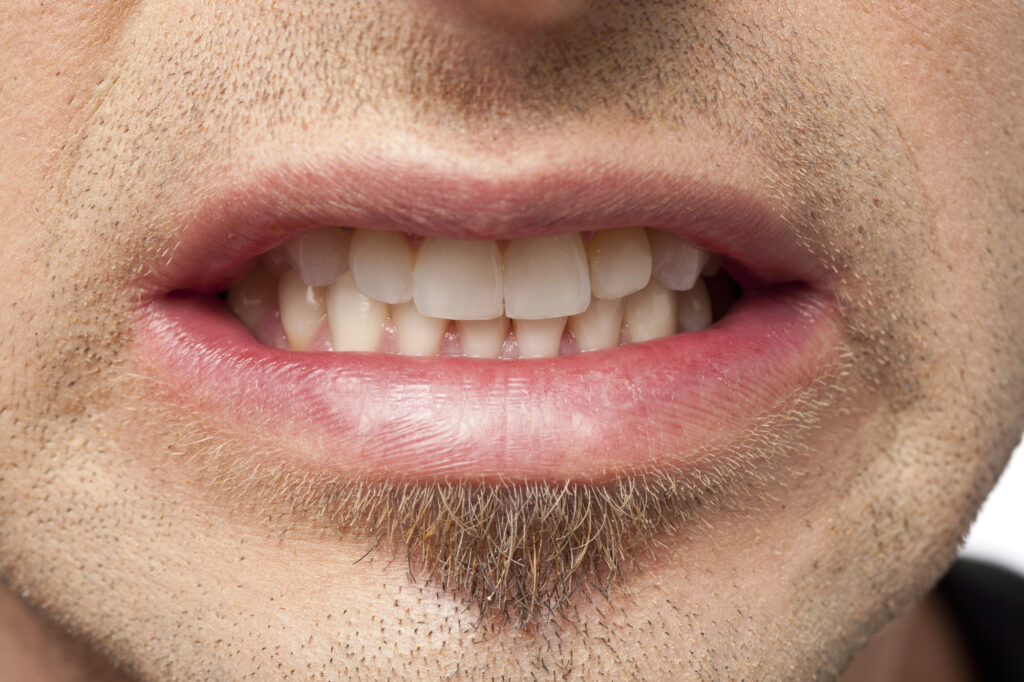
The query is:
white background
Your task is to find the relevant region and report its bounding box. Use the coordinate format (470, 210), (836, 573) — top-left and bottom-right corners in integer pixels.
(960, 434), (1024, 574)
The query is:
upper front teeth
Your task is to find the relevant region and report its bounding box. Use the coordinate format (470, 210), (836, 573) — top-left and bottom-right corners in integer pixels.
(284, 226), (351, 287)
(586, 226), (652, 299)
(503, 233), (591, 319)
(348, 229), (415, 304)
(230, 227), (721, 358)
(414, 238), (504, 320)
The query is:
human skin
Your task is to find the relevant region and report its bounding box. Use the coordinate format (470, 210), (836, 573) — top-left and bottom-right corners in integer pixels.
(0, 1), (1022, 680)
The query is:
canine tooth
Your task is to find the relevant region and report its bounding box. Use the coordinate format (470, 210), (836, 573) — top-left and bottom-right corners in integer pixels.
(587, 227), (652, 299)
(349, 230), (414, 304)
(624, 279), (677, 343)
(647, 229), (709, 291)
(326, 271), (388, 352)
(279, 269), (327, 351)
(391, 302), (448, 356)
(514, 317), (566, 358)
(503, 233), (590, 319)
(228, 263), (278, 332)
(458, 317), (509, 358)
(283, 227), (350, 287)
(568, 297), (624, 352)
(677, 278), (713, 332)
(414, 238), (503, 319)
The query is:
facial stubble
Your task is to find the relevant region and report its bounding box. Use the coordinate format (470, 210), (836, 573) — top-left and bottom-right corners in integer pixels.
(128, 357), (850, 630)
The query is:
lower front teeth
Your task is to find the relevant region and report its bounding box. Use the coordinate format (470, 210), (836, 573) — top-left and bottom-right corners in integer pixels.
(515, 317), (568, 359)
(326, 272), (388, 352)
(278, 270), (327, 351)
(229, 227), (725, 358)
(457, 317), (509, 359)
(568, 297), (624, 352)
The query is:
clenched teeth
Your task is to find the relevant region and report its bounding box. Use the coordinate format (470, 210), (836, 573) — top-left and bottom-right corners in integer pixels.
(228, 227), (733, 358)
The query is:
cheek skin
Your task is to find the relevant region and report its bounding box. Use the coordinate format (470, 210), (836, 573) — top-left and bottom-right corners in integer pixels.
(0, 2), (1022, 681)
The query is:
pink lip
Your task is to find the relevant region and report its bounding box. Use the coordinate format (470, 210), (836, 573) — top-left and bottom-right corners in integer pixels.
(133, 148), (841, 483)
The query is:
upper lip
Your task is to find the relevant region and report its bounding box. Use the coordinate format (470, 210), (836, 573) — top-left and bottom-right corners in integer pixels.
(130, 135), (841, 483)
(135, 138), (830, 300)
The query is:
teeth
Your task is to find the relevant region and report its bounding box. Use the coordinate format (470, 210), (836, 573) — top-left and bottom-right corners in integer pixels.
(647, 229), (709, 292)
(568, 297), (624, 352)
(514, 317), (567, 358)
(349, 230), (415, 304)
(261, 246), (291, 277)
(458, 317), (509, 358)
(624, 278), (678, 343)
(503, 233), (590, 319)
(228, 263), (278, 331)
(414, 238), (504, 320)
(586, 227), (652, 299)
(677, 278), (713, 332)
(283, 227), (351, 287)
(242, 228), (731, 357)
(278, 269), (327, 351)
(325, 271), (388, 352)
(391, 302), (448, 356)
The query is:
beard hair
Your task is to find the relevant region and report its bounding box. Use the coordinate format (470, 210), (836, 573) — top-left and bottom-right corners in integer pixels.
(123, 352), (848, 629)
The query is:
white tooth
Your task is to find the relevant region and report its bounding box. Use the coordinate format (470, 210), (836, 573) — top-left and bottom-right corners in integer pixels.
(587, 227), (652, 299)
(647, 229), (710, 291)
(391, 302), (448, 356)
(278, 269), (327, 351)
(228, 263), (278, 332)
(413, 238), (503, 320)
(326, 271), (388, 352)
(503, 233), (590, 319)
(514, 317), (566, 358)
(457, 317), (509, 358)
(677, 278), (713, 332)
(349, 230), (414, 304)
(568, 297), (624, 352)
(283, 227), (351, 287)
(624, 279), (677, 343)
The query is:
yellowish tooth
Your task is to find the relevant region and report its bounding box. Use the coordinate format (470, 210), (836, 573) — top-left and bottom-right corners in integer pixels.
(228, 263), (278, 332)
(413, 238), (504, 319)
(568, 297), (624, 352)
(624, 279), (677, 343)
(587, 227), (652, 299)
(349, 229), (414, 304)
(391, 301), (448, 356)
(514, 317), (566, 358)
(458, 317), (509, 358)
(278, 269), (327, 351)
(503, 233), (590, 319)
(677, 278), (713, 332)
(326, 271), (388, 352)
(283, 226), (350, 287)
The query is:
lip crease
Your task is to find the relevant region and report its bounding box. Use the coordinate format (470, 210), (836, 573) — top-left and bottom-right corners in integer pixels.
(132, 149), (841, 483)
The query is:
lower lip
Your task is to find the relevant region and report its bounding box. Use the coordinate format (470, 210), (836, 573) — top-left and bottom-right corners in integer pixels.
(135, 285), (840, 483)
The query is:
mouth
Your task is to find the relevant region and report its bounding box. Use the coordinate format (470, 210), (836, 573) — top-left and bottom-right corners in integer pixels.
(134, 148), (841, 484)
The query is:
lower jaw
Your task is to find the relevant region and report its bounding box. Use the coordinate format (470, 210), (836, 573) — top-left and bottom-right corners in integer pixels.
(135, 284), (840, 483)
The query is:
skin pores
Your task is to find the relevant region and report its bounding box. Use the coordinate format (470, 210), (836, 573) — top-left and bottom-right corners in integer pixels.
(0, 2), (1022, 680)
